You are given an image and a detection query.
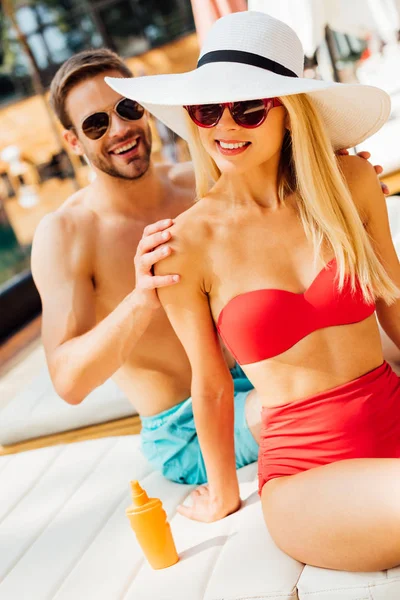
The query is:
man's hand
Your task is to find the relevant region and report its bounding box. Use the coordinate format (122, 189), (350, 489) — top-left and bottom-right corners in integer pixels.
(134, 218), (180, 309)
(337, 148), (390, 195)
(177, 485), (241, 523)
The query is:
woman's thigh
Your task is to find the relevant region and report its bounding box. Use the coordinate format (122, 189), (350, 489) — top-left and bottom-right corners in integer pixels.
(262, 458), (400, 572)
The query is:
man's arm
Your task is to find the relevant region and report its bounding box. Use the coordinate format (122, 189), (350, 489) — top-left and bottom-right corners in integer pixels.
(32, 213), (178, 405)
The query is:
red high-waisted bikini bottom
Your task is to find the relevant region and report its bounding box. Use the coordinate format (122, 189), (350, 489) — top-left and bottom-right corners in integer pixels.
(258, 361), (400, 494)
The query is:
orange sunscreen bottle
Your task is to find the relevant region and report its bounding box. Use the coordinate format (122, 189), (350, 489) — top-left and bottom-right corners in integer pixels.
(126, 481), (179, 569)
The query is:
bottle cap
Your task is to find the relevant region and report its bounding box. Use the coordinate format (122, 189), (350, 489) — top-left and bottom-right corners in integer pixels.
(130, 481), (150, 507)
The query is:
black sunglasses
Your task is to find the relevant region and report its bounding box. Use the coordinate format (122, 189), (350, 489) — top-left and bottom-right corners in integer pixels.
(79, 98), (145, 140)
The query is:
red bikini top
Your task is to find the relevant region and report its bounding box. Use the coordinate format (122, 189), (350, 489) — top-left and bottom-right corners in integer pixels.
(217, 258), (375, 365)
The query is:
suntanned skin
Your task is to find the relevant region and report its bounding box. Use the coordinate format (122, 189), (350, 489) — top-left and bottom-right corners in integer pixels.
(32, 69), (397, 528)
(155, 101), (400, 569)
(32, 71), (195, 415)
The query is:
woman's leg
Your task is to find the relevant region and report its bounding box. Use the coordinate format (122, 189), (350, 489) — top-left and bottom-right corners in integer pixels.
(262, 458), (400, 571)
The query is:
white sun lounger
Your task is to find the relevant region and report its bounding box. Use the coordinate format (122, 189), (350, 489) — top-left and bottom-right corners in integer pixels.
(0, 368), (136, 446)
(1, 434), (399, 600)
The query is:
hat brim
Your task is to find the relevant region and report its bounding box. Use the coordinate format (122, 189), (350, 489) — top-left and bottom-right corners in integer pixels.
(105, 61), (390, 150)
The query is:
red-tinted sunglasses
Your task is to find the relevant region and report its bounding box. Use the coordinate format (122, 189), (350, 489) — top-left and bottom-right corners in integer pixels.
(184, 97), (282, 129)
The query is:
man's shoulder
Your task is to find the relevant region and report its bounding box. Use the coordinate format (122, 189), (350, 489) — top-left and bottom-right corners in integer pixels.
(160, 161), (195, 190)
(59, 185), (95, 217)
(32, 186), (96, 257)
(42, 186), (95, 229)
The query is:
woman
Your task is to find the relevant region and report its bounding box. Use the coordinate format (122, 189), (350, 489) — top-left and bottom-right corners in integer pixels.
(107, 12), (400, 571)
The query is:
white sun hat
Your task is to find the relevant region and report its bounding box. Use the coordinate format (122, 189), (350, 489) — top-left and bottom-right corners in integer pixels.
(105, 10), (390, 150)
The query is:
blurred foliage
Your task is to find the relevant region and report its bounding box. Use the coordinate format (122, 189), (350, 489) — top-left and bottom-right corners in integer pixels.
(0, 5), (15, 71)
(0, 1), (87, 68)
(0, 199), (30, 287)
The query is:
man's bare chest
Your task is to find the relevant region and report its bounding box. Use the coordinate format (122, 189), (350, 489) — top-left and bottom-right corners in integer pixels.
(88, 190), (194, 312)
(92, 227), (142, 311)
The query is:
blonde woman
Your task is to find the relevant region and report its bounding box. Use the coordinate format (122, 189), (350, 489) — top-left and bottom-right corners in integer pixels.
(107, 12), (400, 570)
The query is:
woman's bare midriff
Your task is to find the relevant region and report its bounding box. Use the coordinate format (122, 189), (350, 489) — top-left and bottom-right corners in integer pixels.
(211, 270), (383, 409)
(242, 314), (383, 408)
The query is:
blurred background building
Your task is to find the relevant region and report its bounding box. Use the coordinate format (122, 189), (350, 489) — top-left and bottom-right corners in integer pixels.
(0, 0), (195, 101)
(0, 0), (197, 340)
(1, 0), (400, 344)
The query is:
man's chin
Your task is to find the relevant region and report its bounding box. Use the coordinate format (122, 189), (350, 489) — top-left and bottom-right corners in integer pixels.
(109, 167), (149, 181)
(94, 157), (151, 181)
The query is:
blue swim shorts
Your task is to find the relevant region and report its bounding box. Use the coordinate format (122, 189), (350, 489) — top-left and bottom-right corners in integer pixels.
(140, 364), (259, 485)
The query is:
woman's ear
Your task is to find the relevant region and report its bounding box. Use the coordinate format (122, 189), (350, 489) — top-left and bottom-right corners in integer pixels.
(284, 113), (291, 132)
(63, 128), (84, 156)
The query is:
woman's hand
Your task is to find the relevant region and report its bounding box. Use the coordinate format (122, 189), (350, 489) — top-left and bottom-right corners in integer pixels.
(337, 148), (389, 195)
(177, 485), (241, 522)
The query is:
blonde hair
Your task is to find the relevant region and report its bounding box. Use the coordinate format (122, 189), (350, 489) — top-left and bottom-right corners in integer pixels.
(185, 94), (399, 305)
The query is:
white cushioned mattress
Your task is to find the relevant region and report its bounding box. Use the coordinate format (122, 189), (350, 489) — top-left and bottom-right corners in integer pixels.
(1, 435), (399, 600)
(0, 369), (136, 446)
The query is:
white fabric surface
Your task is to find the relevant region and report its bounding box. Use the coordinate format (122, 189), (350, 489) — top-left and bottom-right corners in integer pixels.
(0, 368), (136, 446)
(1, 435), (399, 600)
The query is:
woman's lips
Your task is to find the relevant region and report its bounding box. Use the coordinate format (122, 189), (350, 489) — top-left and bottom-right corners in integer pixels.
(215, 140), (251, 156)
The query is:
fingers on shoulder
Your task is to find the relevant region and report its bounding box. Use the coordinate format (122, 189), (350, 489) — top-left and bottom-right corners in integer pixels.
(153, 222), (194, 277)
(152, 240), (183, 277)
(142, 218), (174, 238)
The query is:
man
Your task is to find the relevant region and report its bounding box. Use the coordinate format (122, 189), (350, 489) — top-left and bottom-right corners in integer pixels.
(32, 48), (394, 518)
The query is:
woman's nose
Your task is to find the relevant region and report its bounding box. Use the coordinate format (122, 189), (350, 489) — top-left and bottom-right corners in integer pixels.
(216, 105), (239, 129)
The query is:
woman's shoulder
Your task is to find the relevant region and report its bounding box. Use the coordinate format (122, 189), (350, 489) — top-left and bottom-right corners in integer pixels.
(172, 194), (224, 243)
(337, 153), (377, 184)
(154, 196), (221, 282)
(337, 154), (383, 218)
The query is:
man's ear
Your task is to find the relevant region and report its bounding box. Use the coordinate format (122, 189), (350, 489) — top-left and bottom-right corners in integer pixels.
(63, 128), (84, 156)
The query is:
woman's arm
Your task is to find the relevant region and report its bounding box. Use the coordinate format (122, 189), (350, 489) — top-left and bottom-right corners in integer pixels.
(340, 156), (400, 347)
(155, 222), (240, 522)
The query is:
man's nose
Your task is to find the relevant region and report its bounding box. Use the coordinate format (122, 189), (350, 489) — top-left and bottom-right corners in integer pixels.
(108, 111), (129, 136)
